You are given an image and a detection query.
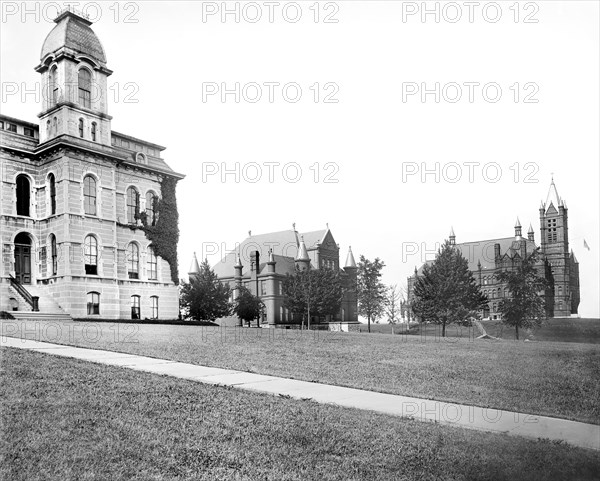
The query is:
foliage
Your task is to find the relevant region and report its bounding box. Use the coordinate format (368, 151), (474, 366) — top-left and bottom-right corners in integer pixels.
(357, 256), (387, 332)
(385, 284), (402, 324)
(180, 259), (231, 322)
(411, 241), (488, 337)
(233, 286), (265, 326)
(496, 248), (549, 340)
(141, 177), (180, 283)
(282, 267), (343, 327)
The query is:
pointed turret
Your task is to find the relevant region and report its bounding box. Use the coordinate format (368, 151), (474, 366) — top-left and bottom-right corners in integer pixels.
(514, 217), (522, 238)
(344, 247), (357, 269)
(295, 236), (310, 271)
(267, 248), (276, 274)
(449, 227), (456, 245)
(188, 252), (200, 278)
(528, 223), (535, 241)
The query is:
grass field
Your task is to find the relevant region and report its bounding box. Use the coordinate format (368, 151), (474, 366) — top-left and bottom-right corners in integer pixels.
(2, 319), (599, 424)
(1, 347), (599, 481)
(404, 318), (600, 344)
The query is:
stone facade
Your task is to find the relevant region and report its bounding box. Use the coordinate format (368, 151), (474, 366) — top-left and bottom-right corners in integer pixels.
(0, 10), (183, 320)
(407, 180), (580, 320)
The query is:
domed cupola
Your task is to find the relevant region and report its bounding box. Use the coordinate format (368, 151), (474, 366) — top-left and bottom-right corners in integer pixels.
(35, 8), (113, 146)
(39, 10), (107, 66)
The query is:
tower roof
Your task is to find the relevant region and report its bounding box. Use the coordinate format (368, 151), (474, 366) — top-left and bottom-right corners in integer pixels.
(295, 236), (310, 261)
(449, 226), (455, 237)
(188, 252), (200, 275)
(528, 223), (534, 234)
(514, 217), (521, 228)
(544, 177), (563, 210)
(40, 10), (107, 64)
(345, 247), (357, 268)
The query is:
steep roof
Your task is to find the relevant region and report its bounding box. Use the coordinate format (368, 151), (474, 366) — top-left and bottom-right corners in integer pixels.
(415, 237), (538, 275)
(212, 229), (328, 278)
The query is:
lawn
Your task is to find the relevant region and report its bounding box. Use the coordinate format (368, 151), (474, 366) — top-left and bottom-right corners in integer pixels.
(2, 319), (599, 424)
(1, 347), (599, 481)
(406, 318), (600, 344)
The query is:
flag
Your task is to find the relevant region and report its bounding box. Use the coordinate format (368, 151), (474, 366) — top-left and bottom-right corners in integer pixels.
(583, 240), (590, 251)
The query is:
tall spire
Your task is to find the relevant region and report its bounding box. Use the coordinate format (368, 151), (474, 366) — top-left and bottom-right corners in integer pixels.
(545, 176), (563, 210)
(514, 217), (522, 238)
(449, 226), (456, 245)
(345, 246), (357, 268)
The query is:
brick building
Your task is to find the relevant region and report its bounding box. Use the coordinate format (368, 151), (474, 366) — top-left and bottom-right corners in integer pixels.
(193, 227), (359, 328)
(0, 10), (183, 320)
(407, 179), (580, 320)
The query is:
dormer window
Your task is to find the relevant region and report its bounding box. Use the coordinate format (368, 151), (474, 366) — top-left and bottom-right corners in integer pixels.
(78, 69), (91, 108)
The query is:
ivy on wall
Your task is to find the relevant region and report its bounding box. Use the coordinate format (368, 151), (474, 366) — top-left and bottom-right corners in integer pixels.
(140, 176), (180, 284)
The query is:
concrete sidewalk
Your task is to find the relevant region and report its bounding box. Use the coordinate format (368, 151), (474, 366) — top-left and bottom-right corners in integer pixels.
(2, 335), (599, 451)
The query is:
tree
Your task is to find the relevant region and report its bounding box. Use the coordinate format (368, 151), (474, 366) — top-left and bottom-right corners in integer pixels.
(385, 284), (402, 324)
(357, 256), (387, 333)
(412, 241), (488, 337)
(180, 259), (231, 321)
(496, 248), (549, 340)
(282, 267), (343, 329)
(232, 285), (264, 327)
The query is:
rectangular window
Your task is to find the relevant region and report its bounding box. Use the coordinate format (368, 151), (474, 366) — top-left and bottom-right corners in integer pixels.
(150, 296), (158, 319)
(131, 296), (140, 319)
(24, 127), (34, 137)
(261, 280), (267, 296)
(79, 89), (91, 109)
(87, 292), (100, 315)
(6, 123), (17, 132)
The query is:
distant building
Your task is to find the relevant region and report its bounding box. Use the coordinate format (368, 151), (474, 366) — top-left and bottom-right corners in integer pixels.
(191, 227), (358, 328)
(407, 179), (580, 320)
(0, 10), (183, 320)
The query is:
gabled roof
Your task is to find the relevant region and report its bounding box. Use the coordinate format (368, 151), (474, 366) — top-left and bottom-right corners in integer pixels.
(415, 237), (538, 275)
(212, 229), (329, 278)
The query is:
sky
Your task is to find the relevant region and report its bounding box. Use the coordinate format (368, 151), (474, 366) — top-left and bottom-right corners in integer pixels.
(1, 1), (598, 318)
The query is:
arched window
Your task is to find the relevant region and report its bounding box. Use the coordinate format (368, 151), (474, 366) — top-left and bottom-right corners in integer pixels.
(147, 246), (157, 280)
(48, 173), (56, 215)
(83, 175), (96, 215)
(91, 122), (97, 142)
(127, 243), (139, 279)
(145, 191), (158, 226)
(16, 174), (30, 216)
(46, 120), (51, 136)
(78, 69), (91, 108)
(53, 117), (57, 135)
(50, 66), (58, 105)
(131, 295), (140, 319)
(127, 187), (139, 223)
(78, 118), (84, 138)
(150, 296), (158, 319)
(84, 235), (98, 275)
(87, 292), (100, 315)
(50, 234), (57, 276)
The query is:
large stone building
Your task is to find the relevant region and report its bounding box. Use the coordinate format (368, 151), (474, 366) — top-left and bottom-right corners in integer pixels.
(0, 10), (183, 320)
(407, 179), (580, 320)
(193, 227), (359, 328)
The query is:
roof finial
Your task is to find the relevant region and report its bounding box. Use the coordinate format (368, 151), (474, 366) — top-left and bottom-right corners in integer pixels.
(292, 222), (296, 231)
(248, 230), (251, 237)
